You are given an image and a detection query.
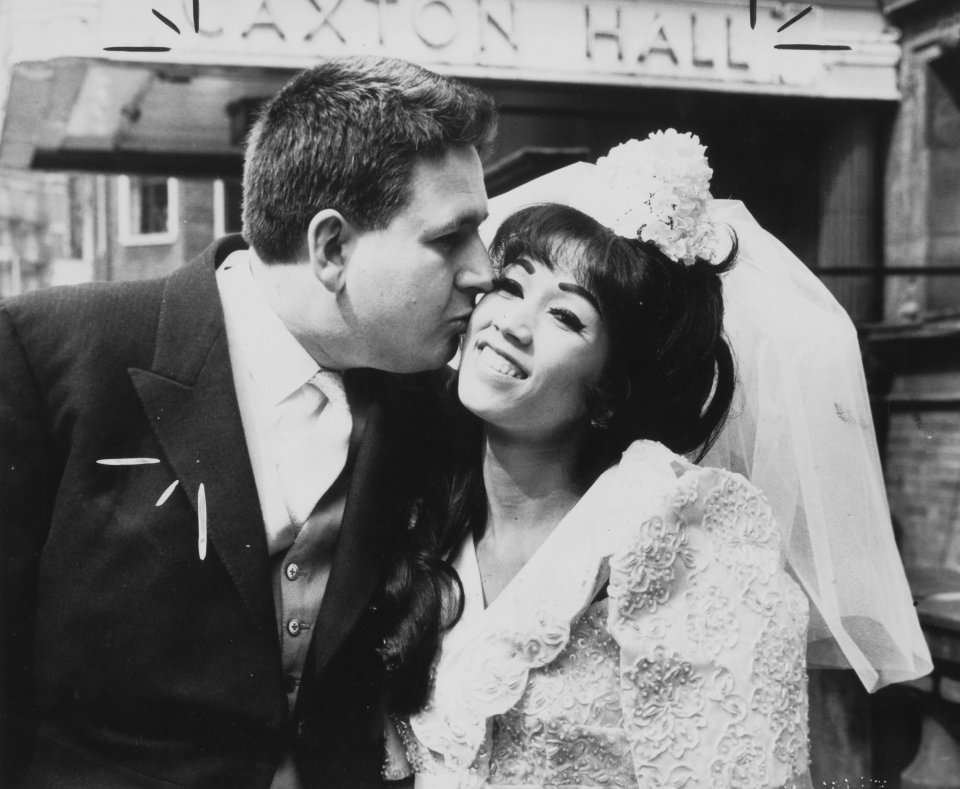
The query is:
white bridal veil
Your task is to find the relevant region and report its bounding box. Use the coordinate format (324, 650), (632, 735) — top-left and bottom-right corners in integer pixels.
(481, 159), (932, 692)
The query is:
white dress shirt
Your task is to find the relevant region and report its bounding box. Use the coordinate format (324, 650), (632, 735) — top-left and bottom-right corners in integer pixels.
(217, 251), (354, 789)
(216, 250), (352, 555)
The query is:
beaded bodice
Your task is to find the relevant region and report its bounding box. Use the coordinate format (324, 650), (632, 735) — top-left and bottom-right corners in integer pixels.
(487, 601), (632, 786)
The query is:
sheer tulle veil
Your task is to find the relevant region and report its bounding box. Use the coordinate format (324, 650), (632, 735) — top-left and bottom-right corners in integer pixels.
(479, 155), (931, 692)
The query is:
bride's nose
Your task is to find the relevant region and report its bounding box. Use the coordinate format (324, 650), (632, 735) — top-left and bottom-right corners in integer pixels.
(492, 304), (533, 346)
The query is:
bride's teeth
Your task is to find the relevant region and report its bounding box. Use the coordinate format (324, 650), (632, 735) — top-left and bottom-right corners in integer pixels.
(479, 345), (523, 379)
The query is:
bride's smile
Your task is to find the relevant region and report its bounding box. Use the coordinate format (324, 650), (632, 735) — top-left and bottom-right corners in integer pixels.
(476, 342), (528, 380)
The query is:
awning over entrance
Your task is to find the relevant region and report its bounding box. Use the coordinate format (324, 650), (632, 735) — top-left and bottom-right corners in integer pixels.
(0, 0), (901, 173)
(0, 58), (291, 175)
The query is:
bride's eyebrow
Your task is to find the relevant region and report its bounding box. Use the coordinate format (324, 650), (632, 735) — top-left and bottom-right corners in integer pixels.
(506, 257), (536, 274)
(558, 282), (601, 314)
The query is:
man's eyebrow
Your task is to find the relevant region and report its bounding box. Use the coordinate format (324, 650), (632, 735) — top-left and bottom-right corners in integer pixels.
(559, 282), (601, 313)
(425, 212), (486, 237)
(431, 209), (490, 233)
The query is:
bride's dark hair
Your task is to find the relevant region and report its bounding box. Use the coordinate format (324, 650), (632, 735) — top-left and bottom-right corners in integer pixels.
(376, 202), (737, 715)
(518, 204), (738, 475)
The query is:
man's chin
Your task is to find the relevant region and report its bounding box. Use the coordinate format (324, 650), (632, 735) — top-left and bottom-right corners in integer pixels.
(367, 333), (461, 374)
(419, 337), (461, 371)
(379, 346), (456, 375)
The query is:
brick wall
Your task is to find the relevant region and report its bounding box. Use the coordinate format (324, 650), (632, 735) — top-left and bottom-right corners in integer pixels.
(111, 178), (216, 281)
(886, 408), (960, 571)
(181, 178), (217, 263)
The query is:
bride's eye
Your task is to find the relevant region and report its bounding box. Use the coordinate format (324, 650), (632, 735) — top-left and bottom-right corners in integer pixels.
(549, 307), (586, 333)
(493, 276), (523, 298)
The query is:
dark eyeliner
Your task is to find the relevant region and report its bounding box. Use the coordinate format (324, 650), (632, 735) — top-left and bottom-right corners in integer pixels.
(551, 307), (586, 332)
(493, 276), (522, 296)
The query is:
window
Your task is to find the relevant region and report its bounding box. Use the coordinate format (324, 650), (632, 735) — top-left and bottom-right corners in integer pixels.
(118, 175), (179, 245)
(213, 178), (243, 238)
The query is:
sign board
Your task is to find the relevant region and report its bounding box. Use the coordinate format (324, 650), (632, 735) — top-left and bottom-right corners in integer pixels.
(7, 0), (900, 99)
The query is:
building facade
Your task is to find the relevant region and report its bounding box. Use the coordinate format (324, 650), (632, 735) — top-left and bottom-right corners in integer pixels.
(873, 0), (960, 579)
(1, 0), (901, 315)
(867, 6), (960, 785)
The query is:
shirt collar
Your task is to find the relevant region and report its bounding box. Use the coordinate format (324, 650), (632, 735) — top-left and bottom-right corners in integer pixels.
(219, 250), (322, 406)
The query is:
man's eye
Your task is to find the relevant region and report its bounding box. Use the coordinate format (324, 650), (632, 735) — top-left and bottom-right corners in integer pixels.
(493, 277), (522, 297)
(433, 232), (460, 249)
(550, 308), (586, 333)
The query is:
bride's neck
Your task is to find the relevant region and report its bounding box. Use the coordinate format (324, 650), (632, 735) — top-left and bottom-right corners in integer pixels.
(481, 427), (585, 536)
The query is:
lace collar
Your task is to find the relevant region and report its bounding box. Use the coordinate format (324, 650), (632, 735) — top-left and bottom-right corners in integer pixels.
(409, 440), (683, 769)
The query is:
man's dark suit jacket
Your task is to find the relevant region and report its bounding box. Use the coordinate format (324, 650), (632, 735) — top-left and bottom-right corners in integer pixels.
(0, 236), (443, 788)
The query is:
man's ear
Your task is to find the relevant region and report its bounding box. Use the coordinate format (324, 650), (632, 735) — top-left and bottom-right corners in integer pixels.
(307, 209), (354, 293)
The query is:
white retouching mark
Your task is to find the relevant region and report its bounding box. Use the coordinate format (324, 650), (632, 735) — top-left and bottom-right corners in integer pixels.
(155, 480), (180, 507)
(197, 483), (207, 561)
(96, 458), (161, 466)
(925, 591), (960, 603)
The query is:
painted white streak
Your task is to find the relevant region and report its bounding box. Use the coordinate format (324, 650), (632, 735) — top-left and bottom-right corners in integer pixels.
(925, 591), (960, 603)
(155, 480), (179, 507)
(96, 458), (161, 466)
(197, 483), (207, 561)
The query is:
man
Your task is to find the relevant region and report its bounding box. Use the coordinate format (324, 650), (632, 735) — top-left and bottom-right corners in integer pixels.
(0, 56), (495, 787)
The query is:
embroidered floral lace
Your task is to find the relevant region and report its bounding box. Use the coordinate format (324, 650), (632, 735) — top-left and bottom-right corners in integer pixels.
(390, 441), (811, 789)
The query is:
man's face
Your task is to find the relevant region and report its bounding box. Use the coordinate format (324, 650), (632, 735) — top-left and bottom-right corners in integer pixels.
(341, 146), (492, 372)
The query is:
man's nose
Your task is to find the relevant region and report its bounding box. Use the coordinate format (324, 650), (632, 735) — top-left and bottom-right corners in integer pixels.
(456, 236), (494, 295)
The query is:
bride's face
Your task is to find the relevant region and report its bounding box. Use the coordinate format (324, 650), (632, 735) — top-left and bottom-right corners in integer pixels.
(458, 255), (609, 440)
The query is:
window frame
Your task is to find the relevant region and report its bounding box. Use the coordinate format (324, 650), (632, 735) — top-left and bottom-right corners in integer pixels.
(117, 175), (179, 246)
(213, 178), (243, 239)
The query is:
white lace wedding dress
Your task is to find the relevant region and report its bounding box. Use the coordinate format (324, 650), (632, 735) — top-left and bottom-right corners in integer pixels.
(385, 441), (813, 789)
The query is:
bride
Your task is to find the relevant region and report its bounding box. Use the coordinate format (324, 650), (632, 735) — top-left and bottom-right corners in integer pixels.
(376, 131), (931, 788)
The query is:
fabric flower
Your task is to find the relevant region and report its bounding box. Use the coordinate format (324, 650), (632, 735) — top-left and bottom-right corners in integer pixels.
(595, 129), (721, 265)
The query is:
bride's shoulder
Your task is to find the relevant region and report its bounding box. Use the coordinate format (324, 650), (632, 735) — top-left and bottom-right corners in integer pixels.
(610, 439), (779, 549)
(606, 441), (790, 632)
(616, 439), (766, 494)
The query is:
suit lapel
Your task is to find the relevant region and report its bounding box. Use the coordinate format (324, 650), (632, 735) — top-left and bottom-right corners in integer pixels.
(128, 247), (433, 705)
(128, 236), (277, 644)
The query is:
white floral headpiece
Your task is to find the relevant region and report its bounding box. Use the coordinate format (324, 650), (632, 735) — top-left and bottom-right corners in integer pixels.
(595, 130), (721, 266)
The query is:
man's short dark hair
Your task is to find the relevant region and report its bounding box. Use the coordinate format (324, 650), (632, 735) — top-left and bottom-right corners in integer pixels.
(242, 56), (497, 263)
